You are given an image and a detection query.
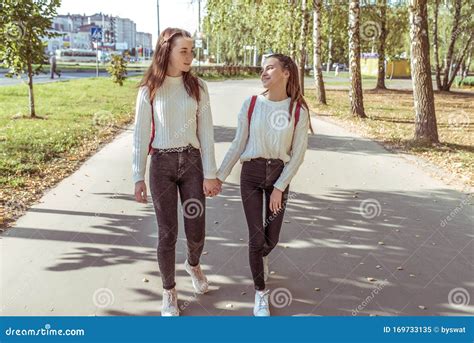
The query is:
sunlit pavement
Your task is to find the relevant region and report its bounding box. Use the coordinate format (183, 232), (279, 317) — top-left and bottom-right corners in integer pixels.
(1, 79), (472, 316)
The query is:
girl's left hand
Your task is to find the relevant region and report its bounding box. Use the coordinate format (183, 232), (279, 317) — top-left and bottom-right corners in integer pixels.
(269, 188), (283, 214)
(203, 178), (222, 197)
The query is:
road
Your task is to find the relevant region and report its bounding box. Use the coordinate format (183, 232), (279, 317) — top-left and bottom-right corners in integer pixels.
(0, 71), (142, 87)
(1, 79), (472, 316)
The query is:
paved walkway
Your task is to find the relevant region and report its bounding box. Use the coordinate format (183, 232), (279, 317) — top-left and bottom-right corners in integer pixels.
(1, 79), (472, 316)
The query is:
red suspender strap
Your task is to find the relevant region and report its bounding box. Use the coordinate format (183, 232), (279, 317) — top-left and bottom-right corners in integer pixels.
(247, 95), (258, 129)
(148, 101), (155, 155)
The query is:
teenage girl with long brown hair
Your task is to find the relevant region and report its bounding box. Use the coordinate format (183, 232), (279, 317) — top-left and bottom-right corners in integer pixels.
(133, 28), (221, 316)
(216, 53), (312, 316)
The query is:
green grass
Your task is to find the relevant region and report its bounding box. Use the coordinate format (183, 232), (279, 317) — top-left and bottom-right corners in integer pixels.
(455, 76), (474, 87)
(0, 77), (139, 187)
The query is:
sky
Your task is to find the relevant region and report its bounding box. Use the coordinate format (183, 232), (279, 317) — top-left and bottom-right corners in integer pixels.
(57, 0), (205, 44)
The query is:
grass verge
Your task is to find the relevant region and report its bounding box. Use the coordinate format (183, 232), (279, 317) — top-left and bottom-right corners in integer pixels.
(0, 77), (140, 228)
(306, 88), (473, 190)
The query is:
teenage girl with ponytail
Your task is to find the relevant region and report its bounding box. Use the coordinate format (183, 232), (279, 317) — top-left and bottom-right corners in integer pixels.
(216, 53), (313, 316)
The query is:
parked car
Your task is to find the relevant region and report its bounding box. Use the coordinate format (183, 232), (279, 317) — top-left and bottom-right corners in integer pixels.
(332, 63), (347, 71)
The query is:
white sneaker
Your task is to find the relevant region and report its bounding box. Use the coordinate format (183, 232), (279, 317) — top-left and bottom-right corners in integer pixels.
(253, 289), (270, 316)
(263, 256), (269, 282)
(162, 288), (179, 316)
(184, 259), (209, 294)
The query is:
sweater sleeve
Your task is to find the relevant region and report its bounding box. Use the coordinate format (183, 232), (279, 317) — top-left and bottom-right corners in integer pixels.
(216, 97), (251, 182)
(273, 107), (310, 191)
(197, 80), (217, 179)
(132, 86), (152, 184)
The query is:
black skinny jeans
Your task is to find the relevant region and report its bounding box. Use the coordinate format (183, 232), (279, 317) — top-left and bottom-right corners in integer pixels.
(149, 147), (206, 290)
(240, 158), (290, 291)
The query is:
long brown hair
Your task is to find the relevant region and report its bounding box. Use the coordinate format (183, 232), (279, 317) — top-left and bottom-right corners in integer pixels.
(139, 27), (202, 103)
(263, 53), (314, 133)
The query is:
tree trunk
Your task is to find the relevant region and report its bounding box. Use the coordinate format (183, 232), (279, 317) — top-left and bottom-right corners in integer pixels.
(348, 0), (366, 118)
(409, 0), (438, 144)
(461, 47), (472, 79)
(326, 0), (333, 73)
(313, 0), (327, 104)
(432, 0), (442, 90)
(440, 0), (462, 91)
(376, 0), (387, 89)
(27, 61), (36, 118)
(299, 0), (309, 95)
(447, 34), (473, 90)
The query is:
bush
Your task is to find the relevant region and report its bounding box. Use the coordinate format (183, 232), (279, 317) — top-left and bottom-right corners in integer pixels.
(107, 55), (128, 86)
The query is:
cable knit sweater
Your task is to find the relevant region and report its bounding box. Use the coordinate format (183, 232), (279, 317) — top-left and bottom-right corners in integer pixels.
(216, 95), (309, 191)
(132, 76), (217, 183)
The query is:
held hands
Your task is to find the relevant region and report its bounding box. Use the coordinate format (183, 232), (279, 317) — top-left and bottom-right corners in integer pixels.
(135, 179), (222, 203)
(269, 188), (283, 214)
(134, 181), (148, 203)
(203, 178), (222, 197)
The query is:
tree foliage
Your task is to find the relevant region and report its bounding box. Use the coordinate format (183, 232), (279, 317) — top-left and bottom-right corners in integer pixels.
(0, 0), (61, 117)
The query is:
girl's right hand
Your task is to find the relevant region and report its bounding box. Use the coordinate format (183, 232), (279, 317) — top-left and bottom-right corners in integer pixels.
(134, 181), (148, 203)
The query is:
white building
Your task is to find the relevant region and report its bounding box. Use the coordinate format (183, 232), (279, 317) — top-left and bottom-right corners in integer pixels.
(52, 14), (88, 33)
(136, 31), (153, 57)
(115, 17), (136, 51)
(47, 13), (148, 55)
(136, 32), (153, 50)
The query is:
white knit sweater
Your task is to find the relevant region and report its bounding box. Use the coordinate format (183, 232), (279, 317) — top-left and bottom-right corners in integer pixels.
(216, 95), (309, 191)
(132, 76), (217, 183)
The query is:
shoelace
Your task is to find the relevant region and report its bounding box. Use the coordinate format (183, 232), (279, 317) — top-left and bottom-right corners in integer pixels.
(164, 291), (175, 309)
(258, 291), (270, 310)
(191, 265), (205, 281)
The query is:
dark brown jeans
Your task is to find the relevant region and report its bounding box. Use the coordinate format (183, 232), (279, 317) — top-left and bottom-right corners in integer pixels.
(149, 147), (206, 290)
(240, 158), (290, 291)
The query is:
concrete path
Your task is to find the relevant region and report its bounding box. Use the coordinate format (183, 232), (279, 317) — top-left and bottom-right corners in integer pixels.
(1, 79), (472, 316)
